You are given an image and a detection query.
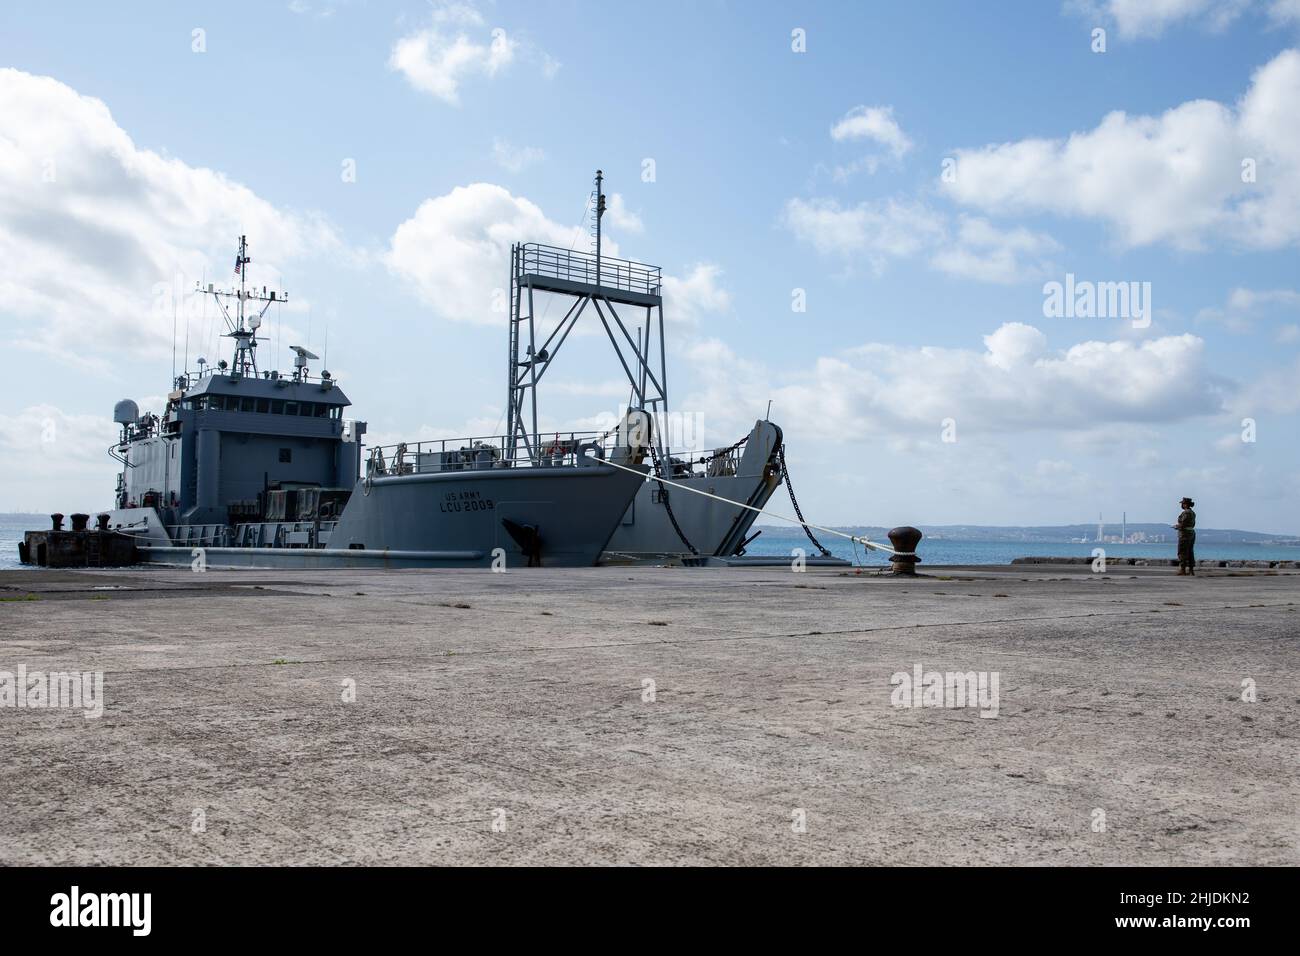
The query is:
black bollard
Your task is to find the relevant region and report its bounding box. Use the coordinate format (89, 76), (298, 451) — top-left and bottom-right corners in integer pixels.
(50, 513), (64, 531)
(887, 526), (923, 575)
(96, 513), (111, 532)
(70, 513), (90, 532)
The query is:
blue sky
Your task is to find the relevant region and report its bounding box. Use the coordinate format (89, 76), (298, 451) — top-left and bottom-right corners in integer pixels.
(1, 1), (1298, 532)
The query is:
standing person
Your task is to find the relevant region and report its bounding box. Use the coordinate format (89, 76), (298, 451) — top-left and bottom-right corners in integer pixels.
(1174, 497), (1196, 576)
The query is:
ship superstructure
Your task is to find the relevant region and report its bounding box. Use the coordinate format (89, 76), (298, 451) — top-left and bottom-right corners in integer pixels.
(107, 236), (364, 545)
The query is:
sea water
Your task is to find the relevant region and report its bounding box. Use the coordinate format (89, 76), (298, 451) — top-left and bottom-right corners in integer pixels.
(2, 516), (1296, 571)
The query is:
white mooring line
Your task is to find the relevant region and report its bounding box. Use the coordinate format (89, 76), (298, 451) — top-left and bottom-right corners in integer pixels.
(600, 456), (905, 556)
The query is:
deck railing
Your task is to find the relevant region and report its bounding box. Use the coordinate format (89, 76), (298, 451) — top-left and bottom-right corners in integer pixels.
(519, 243), (662, 298)
(365, 430), (749, 479)
(366, 431), (612, 477)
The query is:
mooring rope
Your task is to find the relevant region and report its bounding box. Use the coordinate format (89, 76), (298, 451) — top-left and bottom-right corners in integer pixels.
(600, 456), (902, 556)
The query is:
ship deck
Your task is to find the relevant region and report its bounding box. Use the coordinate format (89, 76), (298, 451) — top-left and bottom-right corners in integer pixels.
(0, 563), (1296, 865)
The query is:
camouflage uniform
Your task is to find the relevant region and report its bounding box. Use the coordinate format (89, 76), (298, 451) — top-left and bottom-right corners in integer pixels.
(1176, 505), (1196, 574)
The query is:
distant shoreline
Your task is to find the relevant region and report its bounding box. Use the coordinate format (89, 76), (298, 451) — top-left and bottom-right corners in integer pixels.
(749, 523), (1300, 544)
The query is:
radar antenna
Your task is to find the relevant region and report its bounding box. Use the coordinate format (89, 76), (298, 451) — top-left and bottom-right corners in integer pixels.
(198, 235), (288, 377)
(290, 345), (319, 383)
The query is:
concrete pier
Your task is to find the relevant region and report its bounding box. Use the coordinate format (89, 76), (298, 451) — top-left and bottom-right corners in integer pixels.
(1, 563), (1296, 866)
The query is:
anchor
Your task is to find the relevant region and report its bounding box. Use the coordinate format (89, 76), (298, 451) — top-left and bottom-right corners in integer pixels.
(501, 518), (543, 567)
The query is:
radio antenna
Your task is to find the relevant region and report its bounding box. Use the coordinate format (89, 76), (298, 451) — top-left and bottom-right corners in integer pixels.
(198, 236), (287, 376)
(171, 295), (178, 383)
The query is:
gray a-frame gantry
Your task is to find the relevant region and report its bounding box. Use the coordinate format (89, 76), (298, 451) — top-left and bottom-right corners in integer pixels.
(505, 170), (668, 464)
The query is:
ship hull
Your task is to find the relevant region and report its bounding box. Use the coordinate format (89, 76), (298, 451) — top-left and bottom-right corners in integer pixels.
(603, 421), (783, 561)
(102, 462), (647, 569)
(603, 472), (781, 560)
(327, 462), (647, 568)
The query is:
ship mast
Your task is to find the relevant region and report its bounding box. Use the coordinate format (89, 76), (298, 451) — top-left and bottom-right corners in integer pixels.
(199, 235), (287, 377)
(593, 169), (605, 288)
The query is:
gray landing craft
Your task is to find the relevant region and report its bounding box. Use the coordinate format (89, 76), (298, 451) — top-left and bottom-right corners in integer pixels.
(378, 171), (824, 564)
(21, 172), (830, 568)
(37, 232), (651, 569)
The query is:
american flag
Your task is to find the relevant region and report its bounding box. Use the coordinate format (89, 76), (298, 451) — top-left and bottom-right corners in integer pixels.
(233, 254), (242, 277)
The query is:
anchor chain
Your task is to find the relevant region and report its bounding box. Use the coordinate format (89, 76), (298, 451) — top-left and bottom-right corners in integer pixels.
(778, 444), (831, 558)
(648, 444), (698, 556)
(692, 435), (747, 466)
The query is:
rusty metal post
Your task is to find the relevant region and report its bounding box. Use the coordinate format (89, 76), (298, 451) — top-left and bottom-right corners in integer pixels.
(887, 526), (922, 575)
(50, 513), (64, 531)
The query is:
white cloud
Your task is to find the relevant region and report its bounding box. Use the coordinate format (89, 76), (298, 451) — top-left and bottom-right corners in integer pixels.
(604, 193), (644, 233)
(782, 199), (1057, 283)
(1023, 458), (1093, 496)
(0, 404), (120, 510)
(940, 48), (1300, 250)
(1083, 0), (1250, 39)
(1214, 431), (1250, 454)
(829, 105), (913, 158)
(286, 0), (349, 16)
(0, 404), (116, 465)
(364, 409), (507, 451)
(825, 155), (884, 182)
(1226, 354), (1300, 417)
(931, 216), (1061, 284)
(0, 68), (337, 369)
(546, 379), (631, 398)
(781, 197), (944, 270)
(1196, 286), (1300, 332)
(1077, 0), (1300, 37)
(684, 323), (1228, 443)
(386, 182), (583, 325)
(677, 337), (770, 445)
(831, 326), (1222, 433)
(1273, 0), (1300, 23)
(663, 264), (730, 324)
(1060, 422), (1163, 454)
(388, 3), (516, 105)
(1227, 287), (1300, 310)
(490, 138), (545, 173)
